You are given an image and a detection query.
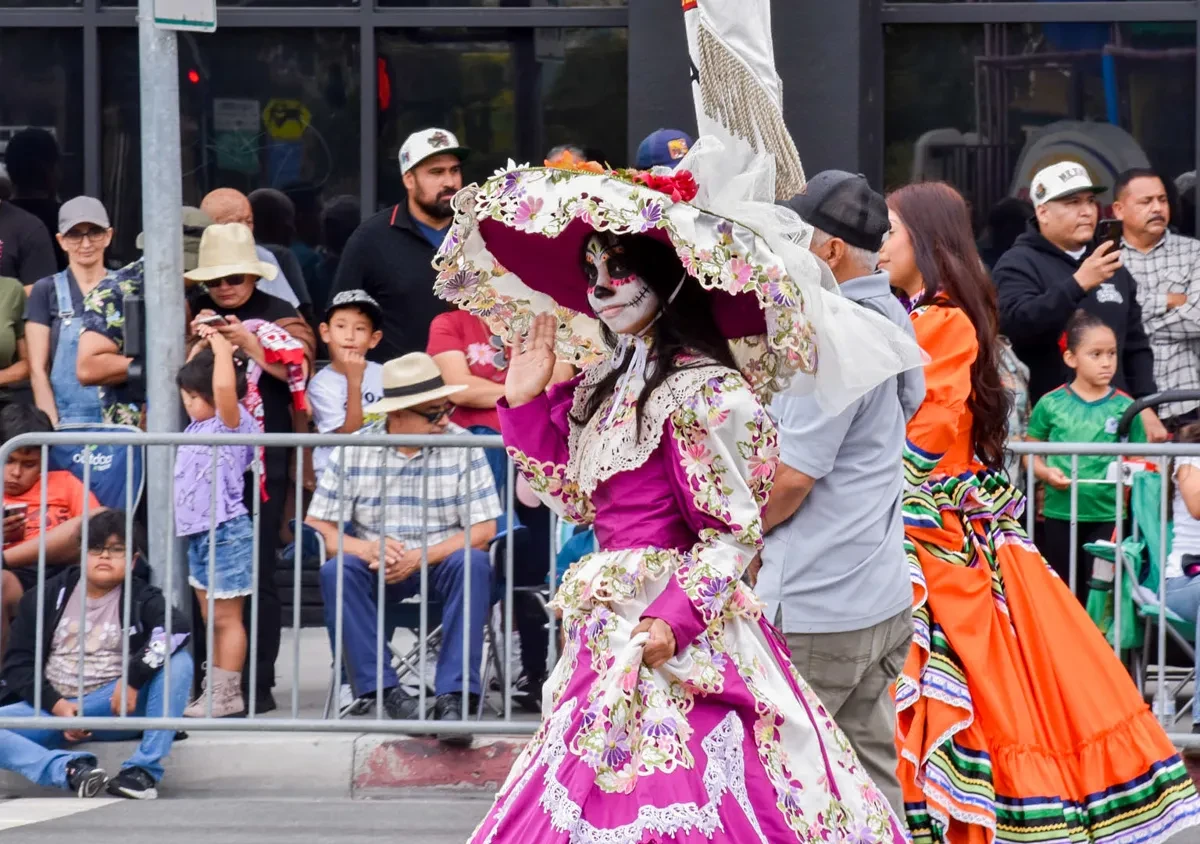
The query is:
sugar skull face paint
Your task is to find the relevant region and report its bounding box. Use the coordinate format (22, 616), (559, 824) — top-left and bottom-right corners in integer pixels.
(583, 233), (660, 335)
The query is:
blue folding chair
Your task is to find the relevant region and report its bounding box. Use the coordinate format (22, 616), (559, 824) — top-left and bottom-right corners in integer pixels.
(48, 423), (146, 511)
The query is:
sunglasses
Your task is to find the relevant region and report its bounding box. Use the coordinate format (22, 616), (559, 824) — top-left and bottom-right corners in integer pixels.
(61, 227), (109, 245)
(410, 404), (453, 424)
(206, 275), (249, 289)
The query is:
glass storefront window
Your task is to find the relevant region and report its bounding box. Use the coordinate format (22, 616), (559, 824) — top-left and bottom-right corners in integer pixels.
(0, 28), (84, 201)
(380, 1), (625, 6)
(885, 21), (1197, 236)
(100, 28), (361, 263)
(375, 26), (627, 209)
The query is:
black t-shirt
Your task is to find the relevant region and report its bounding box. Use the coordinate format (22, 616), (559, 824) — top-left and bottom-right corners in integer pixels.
(10, 197), (65, 271)
(25, 269), (86, 368)
(0, 201), (56, 284)
(189, 288), (302, 477)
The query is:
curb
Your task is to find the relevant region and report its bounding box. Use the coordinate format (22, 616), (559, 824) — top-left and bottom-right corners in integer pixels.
(352, 735), (528, 797)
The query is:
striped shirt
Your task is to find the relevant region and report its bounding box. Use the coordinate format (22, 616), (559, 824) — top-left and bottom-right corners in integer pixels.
(1123, 231), (1200, 419)
(307, 421), (501, 546)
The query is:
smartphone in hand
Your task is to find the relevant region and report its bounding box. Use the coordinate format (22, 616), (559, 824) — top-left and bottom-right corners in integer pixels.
(1095, 218), (1123, 252)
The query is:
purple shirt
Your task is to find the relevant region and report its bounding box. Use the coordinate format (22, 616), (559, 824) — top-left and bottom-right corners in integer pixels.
(174, 405), (260, 537)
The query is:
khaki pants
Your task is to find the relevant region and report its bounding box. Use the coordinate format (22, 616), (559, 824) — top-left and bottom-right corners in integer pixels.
(780, 607), (913, 818)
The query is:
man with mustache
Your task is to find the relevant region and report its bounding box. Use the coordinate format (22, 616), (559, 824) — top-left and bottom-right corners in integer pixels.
(1117, 168), (1200, 431)
(329, 128), (469, 363)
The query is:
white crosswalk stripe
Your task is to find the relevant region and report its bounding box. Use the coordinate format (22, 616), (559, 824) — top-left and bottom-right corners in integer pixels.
(0, 797), (118, 831)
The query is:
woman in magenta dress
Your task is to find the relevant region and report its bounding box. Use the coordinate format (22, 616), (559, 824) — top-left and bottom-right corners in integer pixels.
(433, 148), (923, 843)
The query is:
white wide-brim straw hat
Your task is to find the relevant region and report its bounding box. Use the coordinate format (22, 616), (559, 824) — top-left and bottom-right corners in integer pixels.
(364, 353), (466, 415)
(183, 222), (279, 283)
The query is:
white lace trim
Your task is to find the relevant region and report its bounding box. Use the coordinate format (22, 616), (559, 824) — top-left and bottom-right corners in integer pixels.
(481, 698), (766, 844)
(539, 707), (767, 844)
(566, 362), (732, 495)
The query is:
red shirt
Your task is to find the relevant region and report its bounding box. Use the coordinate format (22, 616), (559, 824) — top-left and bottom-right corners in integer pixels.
(426, 311), (508, 431)
(5, 471), (101, 548)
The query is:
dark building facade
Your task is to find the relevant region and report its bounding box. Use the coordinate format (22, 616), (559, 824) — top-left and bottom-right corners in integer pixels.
(1, 1), (1197, 263)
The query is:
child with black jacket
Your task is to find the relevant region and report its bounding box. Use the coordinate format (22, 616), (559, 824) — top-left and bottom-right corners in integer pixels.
(0, 510), (192, 800)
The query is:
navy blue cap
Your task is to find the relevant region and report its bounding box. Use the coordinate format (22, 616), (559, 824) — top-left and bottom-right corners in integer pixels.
(635, 129), (695, 169)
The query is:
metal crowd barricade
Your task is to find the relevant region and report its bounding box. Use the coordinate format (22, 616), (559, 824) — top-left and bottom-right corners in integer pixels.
(0, 430), (552, 737)
(1009, 391), (1200, 749)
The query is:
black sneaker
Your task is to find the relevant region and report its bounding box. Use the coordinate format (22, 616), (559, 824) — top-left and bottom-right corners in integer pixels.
(106, 766), (158, 800)
(65, 759), (107, 798)
(434, 693), (476, 748)
(251, 690), (277, 715)
(511, 673), (545, 714)
(383, 686), (420, 721)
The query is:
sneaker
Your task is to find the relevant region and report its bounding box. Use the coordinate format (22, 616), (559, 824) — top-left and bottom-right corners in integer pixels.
(106, 766), (157, 800)
(250, 689), (276, 714)
(434, 693), (476, 748)
(65, 759), (107, 798)
(511, 673), (545, 714)
(383, 686), (420, 721)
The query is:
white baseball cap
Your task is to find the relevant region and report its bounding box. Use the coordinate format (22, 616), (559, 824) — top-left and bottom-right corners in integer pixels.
(1030, 161), (1105, 208)
(398, 128), (470, 175)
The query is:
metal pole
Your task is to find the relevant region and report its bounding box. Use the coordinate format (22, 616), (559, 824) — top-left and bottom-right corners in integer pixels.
(137, 0), (187, 588)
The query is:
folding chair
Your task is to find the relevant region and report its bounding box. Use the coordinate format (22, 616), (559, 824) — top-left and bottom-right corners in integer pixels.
(1085, 470), (1197, 727)
(49, 423), (146, 511)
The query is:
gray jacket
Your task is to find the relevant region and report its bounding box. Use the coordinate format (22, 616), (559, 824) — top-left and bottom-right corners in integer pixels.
(840, 271), (925, 419)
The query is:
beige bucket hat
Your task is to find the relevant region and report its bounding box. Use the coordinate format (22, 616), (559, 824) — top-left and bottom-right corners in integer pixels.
(364, 353), (466, 415)
(183, 222), (278, 283)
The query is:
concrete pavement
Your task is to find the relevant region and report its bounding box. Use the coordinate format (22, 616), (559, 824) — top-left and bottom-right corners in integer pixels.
(0, 796), (492, 842)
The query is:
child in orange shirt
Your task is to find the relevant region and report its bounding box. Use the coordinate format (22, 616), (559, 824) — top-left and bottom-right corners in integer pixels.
(1, 405), (101, 620)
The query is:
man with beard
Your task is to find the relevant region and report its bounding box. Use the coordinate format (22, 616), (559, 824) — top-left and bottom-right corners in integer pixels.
(329, 128), (469, 362)
(1116, 168), (1200, 431)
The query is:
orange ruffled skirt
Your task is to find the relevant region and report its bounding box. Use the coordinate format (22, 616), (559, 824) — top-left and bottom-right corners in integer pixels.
(897, 472), (1200, 844)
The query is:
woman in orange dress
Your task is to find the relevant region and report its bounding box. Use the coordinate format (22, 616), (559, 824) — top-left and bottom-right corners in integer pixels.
(878, 181), (1200, 844)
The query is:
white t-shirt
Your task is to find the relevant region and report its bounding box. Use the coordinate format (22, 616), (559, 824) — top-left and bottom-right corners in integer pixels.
(254, 247), (300, 308)
(1168, 457), (1200, 579)
(307, 362), (385, 477)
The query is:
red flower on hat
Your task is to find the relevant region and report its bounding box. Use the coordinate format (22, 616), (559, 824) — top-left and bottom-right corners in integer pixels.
(632, 169), (698, 203)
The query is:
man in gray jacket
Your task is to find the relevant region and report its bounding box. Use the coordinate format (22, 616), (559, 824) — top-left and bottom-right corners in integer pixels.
(756, 171), (924, 816)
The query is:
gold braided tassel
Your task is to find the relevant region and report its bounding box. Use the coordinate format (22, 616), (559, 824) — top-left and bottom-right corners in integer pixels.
(697, 22), (806, 199)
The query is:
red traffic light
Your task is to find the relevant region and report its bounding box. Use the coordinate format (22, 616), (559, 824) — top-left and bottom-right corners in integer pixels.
(187, 69), (201, 85)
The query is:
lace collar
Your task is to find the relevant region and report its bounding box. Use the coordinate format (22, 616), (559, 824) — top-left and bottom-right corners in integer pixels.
(565, 355), (731, 495)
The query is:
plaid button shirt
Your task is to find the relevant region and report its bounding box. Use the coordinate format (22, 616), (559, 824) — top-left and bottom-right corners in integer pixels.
(1123, 231), (1200, 419)
(307, 421), (502, 546)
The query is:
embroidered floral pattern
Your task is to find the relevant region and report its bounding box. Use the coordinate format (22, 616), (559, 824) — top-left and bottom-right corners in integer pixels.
(506, 446), (595, 525)
(433, 165), (818, 401)
(666, 371), (777, 628)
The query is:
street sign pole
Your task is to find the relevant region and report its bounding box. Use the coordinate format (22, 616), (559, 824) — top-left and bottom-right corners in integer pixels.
(139, 0), (187, 588)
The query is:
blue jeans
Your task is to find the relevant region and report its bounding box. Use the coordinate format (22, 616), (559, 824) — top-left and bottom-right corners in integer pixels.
(320, 550), (492, 698)
(1165, 576), (1200, 724)
(0, 650), (193, 788)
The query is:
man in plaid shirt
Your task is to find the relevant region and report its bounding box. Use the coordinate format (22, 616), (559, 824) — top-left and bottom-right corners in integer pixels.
(306, 353), (500, 745)
(1117, 168), (1200, 429)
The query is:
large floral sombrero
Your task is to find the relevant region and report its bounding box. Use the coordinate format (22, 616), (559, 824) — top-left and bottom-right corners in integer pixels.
(433, 153), (823, 400)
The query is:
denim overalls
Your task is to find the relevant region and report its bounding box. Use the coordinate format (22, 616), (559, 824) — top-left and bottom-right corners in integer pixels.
(49, 270), (103, 425)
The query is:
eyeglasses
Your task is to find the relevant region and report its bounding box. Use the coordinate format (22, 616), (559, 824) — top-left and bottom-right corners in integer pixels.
(61, 227), (109, 245)
(411, 404), (453, 424)
(89, 543), (127, 559)
(206, 275), (248, 289)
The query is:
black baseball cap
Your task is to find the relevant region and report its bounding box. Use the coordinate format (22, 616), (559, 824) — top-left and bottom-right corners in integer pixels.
(781, 170), (889, 252)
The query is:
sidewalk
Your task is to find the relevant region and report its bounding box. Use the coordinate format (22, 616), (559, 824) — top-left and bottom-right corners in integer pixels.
(0, 628), (537, 800)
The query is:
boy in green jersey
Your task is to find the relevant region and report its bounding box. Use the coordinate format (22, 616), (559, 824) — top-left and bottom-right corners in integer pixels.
(1027, 310), (1146, 603)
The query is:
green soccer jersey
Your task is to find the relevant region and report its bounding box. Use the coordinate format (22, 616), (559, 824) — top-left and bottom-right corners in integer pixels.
(1026, 385), (1146, 522)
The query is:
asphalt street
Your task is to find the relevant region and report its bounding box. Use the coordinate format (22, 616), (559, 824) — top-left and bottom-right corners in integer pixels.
(0, 796), (492, 842)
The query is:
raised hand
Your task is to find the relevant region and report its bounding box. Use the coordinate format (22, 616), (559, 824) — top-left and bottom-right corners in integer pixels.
(506, 313), (558, 408)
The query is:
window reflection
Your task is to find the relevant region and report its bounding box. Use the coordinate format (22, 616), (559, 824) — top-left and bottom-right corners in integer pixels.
(885, 22), (1197, 234)
(100, 28), (361, 263)
(0, 29), (84, 203)
(376, 27), (627, 209)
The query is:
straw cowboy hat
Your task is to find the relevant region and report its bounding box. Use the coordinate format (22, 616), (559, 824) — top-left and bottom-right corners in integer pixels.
(364, 353), (466, 415)
(183, 222), (279, 283)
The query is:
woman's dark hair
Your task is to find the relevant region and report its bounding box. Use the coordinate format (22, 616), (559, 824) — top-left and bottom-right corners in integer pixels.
(86, 509), (147, 560)
(176, 347), (249, 403)
(573, 234), (737, 434)
(1064, 309), (1113, 352)
(887, 182), (1012, 469)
